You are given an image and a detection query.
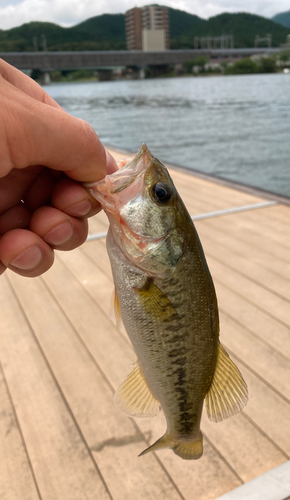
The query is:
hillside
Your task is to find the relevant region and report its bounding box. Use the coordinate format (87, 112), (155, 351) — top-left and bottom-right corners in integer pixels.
(0, 15), (126, 52)
(171, 12), (289, 49)
(272, 10), (290, 29)
(0, 8), (288, 52)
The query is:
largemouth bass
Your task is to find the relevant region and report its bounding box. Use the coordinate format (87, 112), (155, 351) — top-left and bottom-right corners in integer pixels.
(86, 144), (248, 460)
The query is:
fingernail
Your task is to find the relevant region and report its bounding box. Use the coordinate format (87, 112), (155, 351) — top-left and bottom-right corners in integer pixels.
(66, 199), (92, 217)
(10, 244), (43, 270)
(44, 220), (73, 246)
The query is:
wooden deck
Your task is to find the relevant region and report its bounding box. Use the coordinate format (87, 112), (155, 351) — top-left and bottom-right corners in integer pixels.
(0, 148), (289, 500)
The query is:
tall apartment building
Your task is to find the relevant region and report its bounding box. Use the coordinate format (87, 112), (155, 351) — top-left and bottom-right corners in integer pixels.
(125, 5), (170, 51)
(125, 7), (142, 51)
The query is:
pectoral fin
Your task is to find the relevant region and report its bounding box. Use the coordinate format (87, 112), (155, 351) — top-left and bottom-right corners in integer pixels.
(114, 361), (160, 418)
(205, 343), (248, 423)
(134, 279), (177, 321)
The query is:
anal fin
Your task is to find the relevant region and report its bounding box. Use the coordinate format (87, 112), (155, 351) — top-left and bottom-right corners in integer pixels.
(114, 362), (160, 418)
(206, 343), (248, 423)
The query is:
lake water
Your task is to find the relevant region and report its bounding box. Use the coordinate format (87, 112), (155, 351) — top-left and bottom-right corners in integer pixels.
(47, 74), (290, 198)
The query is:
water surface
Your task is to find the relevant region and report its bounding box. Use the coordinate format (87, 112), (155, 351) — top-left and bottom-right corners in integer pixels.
(47, 74), (290, 198)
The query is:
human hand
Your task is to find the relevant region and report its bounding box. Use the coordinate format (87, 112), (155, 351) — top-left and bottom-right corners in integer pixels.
(0, 59), (117, 277)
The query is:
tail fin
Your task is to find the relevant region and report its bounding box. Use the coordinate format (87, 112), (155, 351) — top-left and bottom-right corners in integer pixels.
(139, 432), (203, 460)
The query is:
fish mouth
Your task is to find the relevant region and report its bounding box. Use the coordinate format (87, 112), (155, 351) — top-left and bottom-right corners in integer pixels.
(84, 143), (152, 207)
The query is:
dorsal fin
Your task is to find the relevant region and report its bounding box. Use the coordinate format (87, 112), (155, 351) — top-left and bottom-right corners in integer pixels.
(205, 343), (248, 422)
(114, 361), (160, 418)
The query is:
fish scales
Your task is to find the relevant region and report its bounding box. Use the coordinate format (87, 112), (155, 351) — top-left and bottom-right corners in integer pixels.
(86, 144), (248, 459)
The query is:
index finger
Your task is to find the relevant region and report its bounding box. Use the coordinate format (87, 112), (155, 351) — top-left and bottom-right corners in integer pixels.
(0, 58), (61, 109)
(0, 65), (114, 183)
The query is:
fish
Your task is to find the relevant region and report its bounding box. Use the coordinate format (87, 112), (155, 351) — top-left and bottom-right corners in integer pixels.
(85, 144), (248, 460)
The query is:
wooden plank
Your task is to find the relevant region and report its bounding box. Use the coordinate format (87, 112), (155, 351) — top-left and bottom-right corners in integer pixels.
(242, 203), (290, 225)
(215, 282), (290, 360)
(199, 229), (290, 303)
(196, 220), (290, 283)
(0, 363), (40, 500)
(201, 214), (290, 264)
(42, 255), (243, 500)
(237, 206), (290, 239)
(7, 272), (183, 500)
(206, 256), (290, 327)
(220, 313), (290, 401)
(201, 412), (286, 483)
(213, 209), (290, 251)
(265, 204), (290, 224)
(233, 362), (290, 457)
(0, 275), (112, 500)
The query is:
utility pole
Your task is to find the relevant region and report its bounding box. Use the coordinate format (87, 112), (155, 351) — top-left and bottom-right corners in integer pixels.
(41, 34), (48, 52)
(33, 36), (38, 51)
(255, 34), (272, 48)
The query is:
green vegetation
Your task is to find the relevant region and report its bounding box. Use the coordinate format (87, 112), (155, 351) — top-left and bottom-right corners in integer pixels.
(183, 57), (209, 72)
(272, 10), (290, 29)
(224, 57), (277, 75)
(182, 55), (281, 77)
(170, 12), (289, 49)
(0, 15), (126, 52)
(169, 9), (203, 42)
(224, 58), (259, 74)
(279, 50), (290, 61)
(0, 8), (289, 52)
(259, 57), (276, 73)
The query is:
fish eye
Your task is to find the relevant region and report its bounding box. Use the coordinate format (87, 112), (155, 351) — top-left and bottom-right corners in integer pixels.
(151, 182), (172, 204)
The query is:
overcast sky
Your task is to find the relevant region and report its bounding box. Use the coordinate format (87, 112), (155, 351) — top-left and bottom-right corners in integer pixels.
(0, 0), (288, 30)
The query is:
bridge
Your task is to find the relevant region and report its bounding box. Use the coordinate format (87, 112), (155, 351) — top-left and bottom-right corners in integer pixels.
(0, 48), (281, 82)
(0, 47), (281, 70)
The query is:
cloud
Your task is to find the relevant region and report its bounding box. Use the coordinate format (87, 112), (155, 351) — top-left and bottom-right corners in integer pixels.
(0, 0), (289, 30)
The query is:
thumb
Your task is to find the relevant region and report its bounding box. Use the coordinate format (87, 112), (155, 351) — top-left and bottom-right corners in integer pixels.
(1, 77), (107, 183)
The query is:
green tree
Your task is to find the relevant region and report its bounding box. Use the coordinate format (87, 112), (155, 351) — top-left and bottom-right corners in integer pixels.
(224, 58), (259, 74)
(259, 57), (276, 73)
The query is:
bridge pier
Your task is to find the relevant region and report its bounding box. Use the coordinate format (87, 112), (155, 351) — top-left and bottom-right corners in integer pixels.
(146, 65), (169, 78)
(40, 71), (51, 85)
(96, 69), (113, 81)
(139, 67), (145, 79)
